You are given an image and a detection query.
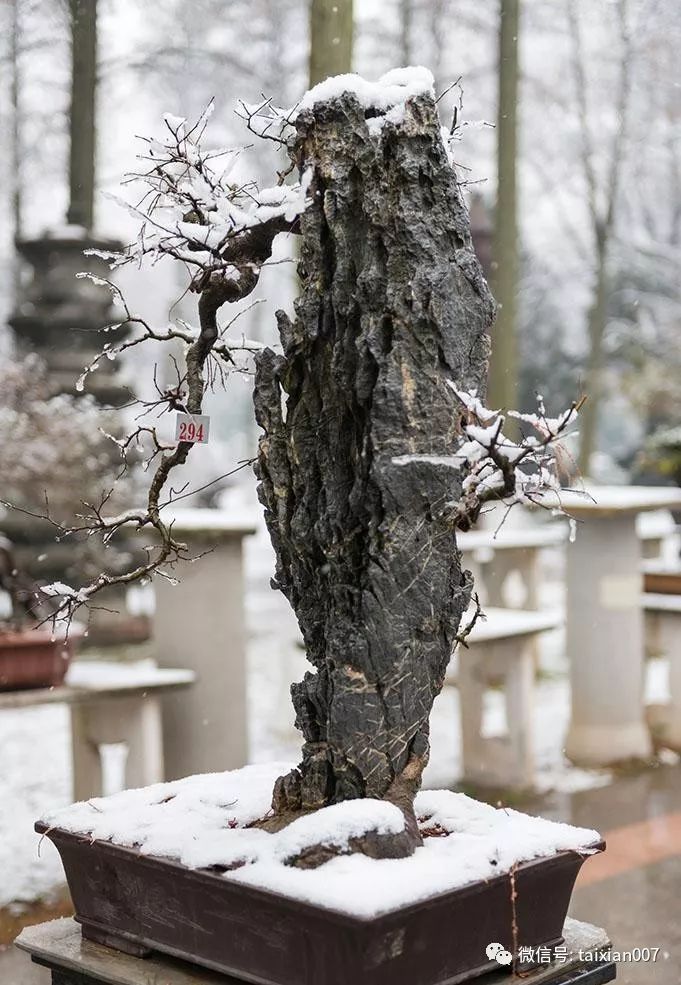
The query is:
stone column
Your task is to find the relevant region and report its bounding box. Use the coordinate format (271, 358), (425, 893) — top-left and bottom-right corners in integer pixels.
(153, 510), (257, 779)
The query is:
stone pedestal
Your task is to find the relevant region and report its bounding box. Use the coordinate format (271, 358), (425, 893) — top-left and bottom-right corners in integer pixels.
(9, 231), (129, 405)
(3, 231), (141, 623)
(539, 484), (681, 767)
(153, 509), (257, 779)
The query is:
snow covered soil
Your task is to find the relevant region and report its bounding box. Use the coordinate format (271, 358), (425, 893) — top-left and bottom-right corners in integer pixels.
(39, 762), (600, 919)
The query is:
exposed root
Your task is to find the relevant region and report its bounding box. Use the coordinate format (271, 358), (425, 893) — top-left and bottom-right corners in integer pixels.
(254, 750), (429, 869)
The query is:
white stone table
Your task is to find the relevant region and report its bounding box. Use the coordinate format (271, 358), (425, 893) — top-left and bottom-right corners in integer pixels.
(0, 661), (195, 800)
(540, 484), (681, 766)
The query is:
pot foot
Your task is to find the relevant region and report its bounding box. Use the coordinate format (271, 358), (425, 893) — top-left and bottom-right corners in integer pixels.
(80, 921), (152, 958)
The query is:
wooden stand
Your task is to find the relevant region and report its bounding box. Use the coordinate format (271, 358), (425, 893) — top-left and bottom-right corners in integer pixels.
(16, 916), (615, 985)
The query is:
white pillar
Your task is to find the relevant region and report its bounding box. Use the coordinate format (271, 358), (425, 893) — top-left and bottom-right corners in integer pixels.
(71, 695), (164, 801)
(458, 636), (535, 789)
(153, 512), (256, 780)
(646, 609), (681, 751)
(565, 514), (652, 765)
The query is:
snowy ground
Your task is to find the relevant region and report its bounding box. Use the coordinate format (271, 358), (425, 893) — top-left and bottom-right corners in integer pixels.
(0, 509), (673, 908)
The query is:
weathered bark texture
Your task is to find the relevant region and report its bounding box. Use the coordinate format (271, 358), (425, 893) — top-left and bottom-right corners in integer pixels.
(254, 91), (494, 820)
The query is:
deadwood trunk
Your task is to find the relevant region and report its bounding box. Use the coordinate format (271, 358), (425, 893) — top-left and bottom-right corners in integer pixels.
(254, 90), (494, 816)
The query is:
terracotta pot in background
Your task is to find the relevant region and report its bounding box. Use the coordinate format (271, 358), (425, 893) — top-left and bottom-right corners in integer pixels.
(37, 825), (604, 985)
(643, 570), (681, 595)
(0, 625), (82, 690)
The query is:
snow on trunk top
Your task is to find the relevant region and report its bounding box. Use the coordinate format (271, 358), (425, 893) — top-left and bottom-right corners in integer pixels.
(296, 66), (435, 115)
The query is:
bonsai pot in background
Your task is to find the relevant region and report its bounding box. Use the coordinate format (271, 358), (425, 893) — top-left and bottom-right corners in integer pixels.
(0, 624), (82, 690)
(0, 534), (84, 690)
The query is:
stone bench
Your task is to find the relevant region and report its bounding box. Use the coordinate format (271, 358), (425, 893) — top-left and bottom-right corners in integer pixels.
(0, 661), (195, 801)
(637, 509), (678, 560)
(642, 561), (681, 596)
(446, 607), (562, 790)
(644, 593), (681, 751)
(458, 526), (566, 610)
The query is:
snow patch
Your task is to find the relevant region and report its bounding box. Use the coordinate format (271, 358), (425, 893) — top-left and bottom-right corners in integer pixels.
(273, 799), (404, 862)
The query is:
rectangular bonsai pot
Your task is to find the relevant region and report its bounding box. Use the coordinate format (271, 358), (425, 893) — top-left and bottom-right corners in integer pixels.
(37, 823), (602, 985)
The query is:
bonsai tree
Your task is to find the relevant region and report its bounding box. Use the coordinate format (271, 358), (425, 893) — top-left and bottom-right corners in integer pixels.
(25, 72), (579, 862)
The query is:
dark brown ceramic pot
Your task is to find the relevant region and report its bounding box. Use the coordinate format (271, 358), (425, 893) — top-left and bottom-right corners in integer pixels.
(37, 823), (604, 985)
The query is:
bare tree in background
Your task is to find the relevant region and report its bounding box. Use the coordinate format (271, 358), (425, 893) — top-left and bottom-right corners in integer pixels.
(603, 4), (681, 448)
(399, 0), (413, 65)
(309, 0), (353, 86)
(488, 0), (519, 422)
(568, 0), (632, 474)
(67, 0), (97, 230)
(9, 0), (21, 245)
(4, 0), (61, 292)
(0, 0), (69, 266)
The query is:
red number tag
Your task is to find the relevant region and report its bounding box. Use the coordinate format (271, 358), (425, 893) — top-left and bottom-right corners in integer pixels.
(175, 413), (210, 444)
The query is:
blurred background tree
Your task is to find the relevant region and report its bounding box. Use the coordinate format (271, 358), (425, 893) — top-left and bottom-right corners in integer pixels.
(488, 0), (519, 426)
(309, 0), (353, 85)
(0, 0), (679, 486)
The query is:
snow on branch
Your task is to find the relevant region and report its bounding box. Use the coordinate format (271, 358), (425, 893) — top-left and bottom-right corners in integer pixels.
(72, 103), (311, 395)
(445, 387), (584, 530)
(10, 102), (312, 633)
(94, 100), (309, 292)
(394, 387), (583, 533)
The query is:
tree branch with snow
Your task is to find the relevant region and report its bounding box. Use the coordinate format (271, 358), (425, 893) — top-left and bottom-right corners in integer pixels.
(9, 103), (309, 631)
(444, 387), (585, 531)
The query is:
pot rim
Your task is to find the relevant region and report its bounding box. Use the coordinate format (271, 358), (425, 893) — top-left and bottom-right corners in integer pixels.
(36, 821), (605, 927)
